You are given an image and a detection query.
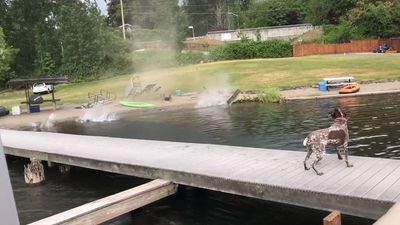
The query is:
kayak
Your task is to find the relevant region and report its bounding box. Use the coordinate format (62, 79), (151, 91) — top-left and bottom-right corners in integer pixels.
(120, 101), (154, 108)
(339, 84), (360, 94)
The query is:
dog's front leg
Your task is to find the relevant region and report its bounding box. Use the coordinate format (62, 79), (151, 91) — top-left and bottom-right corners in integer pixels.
(344, 143), (353, 167)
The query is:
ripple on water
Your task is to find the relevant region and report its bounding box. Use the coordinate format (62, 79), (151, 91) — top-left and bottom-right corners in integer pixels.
(374, 152), (387, 156)
(350, 134), (388, 141)
(362, 127), (373, 131)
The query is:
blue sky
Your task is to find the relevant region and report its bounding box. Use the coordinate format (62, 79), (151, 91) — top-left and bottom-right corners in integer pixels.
(95, 0), (108, 15)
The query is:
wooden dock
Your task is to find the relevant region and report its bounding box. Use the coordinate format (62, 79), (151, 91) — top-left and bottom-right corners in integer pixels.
(2, 129), (400, 219)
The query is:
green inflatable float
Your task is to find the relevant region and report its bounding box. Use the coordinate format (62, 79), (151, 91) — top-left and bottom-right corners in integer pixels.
(120, 101), (154, 108)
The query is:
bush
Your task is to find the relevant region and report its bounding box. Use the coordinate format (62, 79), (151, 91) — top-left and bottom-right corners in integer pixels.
(320, 23), (360, 43)
(176, 52), (206, 65)
(259, 87), (281, 103)
(209, 40), (292, 61)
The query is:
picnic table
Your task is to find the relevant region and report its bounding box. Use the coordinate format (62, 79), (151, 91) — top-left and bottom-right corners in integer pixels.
(323, 76), (354, 91)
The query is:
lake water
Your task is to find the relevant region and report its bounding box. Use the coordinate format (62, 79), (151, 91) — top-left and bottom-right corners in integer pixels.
(9, 93), (400, 224)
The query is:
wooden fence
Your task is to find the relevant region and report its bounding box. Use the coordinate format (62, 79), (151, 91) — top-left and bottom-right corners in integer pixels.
(293, 38), (400, 57)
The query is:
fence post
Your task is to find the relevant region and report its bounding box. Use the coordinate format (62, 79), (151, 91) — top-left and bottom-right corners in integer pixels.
(0, 135), (20, 224)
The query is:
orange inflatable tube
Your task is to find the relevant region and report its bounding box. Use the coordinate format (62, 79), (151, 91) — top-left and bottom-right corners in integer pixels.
(339, 84), (360, 94)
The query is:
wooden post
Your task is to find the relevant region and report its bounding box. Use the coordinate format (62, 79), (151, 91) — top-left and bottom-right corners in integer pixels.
(323, 210), (341, 225)
(59, 164), (71, 175)
(51, 90), (56, 110)
(47, 160), (54, 168)
(24, 158), (45, 185)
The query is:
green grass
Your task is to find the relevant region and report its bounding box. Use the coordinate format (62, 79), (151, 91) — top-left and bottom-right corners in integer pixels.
(1, 54), (399, 108)
(259, 87), (281, 103)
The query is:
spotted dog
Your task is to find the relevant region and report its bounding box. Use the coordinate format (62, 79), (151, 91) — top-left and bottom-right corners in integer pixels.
(303, 108), (353, 175)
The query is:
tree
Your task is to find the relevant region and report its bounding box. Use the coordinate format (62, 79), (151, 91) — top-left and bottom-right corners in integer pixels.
(344, 1), (400, 38)
(4, 0), (55, 77)
(107, 0), (188, 49)
(56, 0), (130, 81)
(244, 0), (305, 27)
(183, 0), (215, 35)
(183, 0), (239, 34)
(305, 0), (356, 25)
(151, 0), (188, 50)
(1, 0), (130, 81)
(107, 0), (154, 28)
(0, 0), (9, 28)
(0, 27), (17, 87)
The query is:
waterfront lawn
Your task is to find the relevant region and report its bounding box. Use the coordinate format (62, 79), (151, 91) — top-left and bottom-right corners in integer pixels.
(0, 54), (399, 108)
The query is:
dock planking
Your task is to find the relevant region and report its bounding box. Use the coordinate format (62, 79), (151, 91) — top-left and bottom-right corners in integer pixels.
(1, 129), (400, 219)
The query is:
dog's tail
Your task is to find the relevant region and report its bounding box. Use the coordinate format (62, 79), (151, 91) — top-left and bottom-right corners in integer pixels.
(303, 137), (308, 146)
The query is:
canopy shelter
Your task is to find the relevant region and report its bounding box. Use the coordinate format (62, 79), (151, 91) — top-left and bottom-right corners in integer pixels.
(7, 77), (68, 111)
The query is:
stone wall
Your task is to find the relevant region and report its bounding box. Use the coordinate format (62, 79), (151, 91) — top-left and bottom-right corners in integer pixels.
(205, 24), (314, 42)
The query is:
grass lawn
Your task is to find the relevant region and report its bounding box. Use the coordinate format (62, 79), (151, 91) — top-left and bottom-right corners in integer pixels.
(0, 54), (399, 108)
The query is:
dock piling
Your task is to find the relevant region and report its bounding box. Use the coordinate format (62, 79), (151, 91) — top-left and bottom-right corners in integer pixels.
(24, 158), (45, 185)
(58, 164), (71, 175)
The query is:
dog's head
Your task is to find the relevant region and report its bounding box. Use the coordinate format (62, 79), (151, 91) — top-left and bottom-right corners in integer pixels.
(330, 107), (347, 120)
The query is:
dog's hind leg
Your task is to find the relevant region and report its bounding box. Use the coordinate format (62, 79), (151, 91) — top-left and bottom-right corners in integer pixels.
(304, 147), (312, 170)
(312, 157), (323, 175)
(344, 143), (353, 167)
(312, 144), (325, 175)
(336, 147), (343, 160)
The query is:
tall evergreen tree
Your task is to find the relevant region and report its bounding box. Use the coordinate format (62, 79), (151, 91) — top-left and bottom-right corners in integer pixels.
(0, 26), (17, 87)
(5, 0), (54, 77)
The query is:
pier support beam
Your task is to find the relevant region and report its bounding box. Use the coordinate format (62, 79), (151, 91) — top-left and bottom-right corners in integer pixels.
(29, 179), (177, 225)
(24, 158), (45, 185)
(323, 211), (341, 225)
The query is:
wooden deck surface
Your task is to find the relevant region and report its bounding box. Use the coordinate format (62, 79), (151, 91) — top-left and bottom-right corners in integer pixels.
(1, 129), (399, 219)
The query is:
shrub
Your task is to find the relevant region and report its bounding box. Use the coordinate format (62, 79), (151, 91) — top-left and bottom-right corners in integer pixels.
(259, 87), (281, 103)
(209, 39), (292, 61)
(320, 23), (361, 43)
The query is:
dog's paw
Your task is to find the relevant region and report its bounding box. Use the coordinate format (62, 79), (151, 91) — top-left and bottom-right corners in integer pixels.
(317, 172), (324, 176)
(347, 163), (354, 167)
(304, 167), (310, 171)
